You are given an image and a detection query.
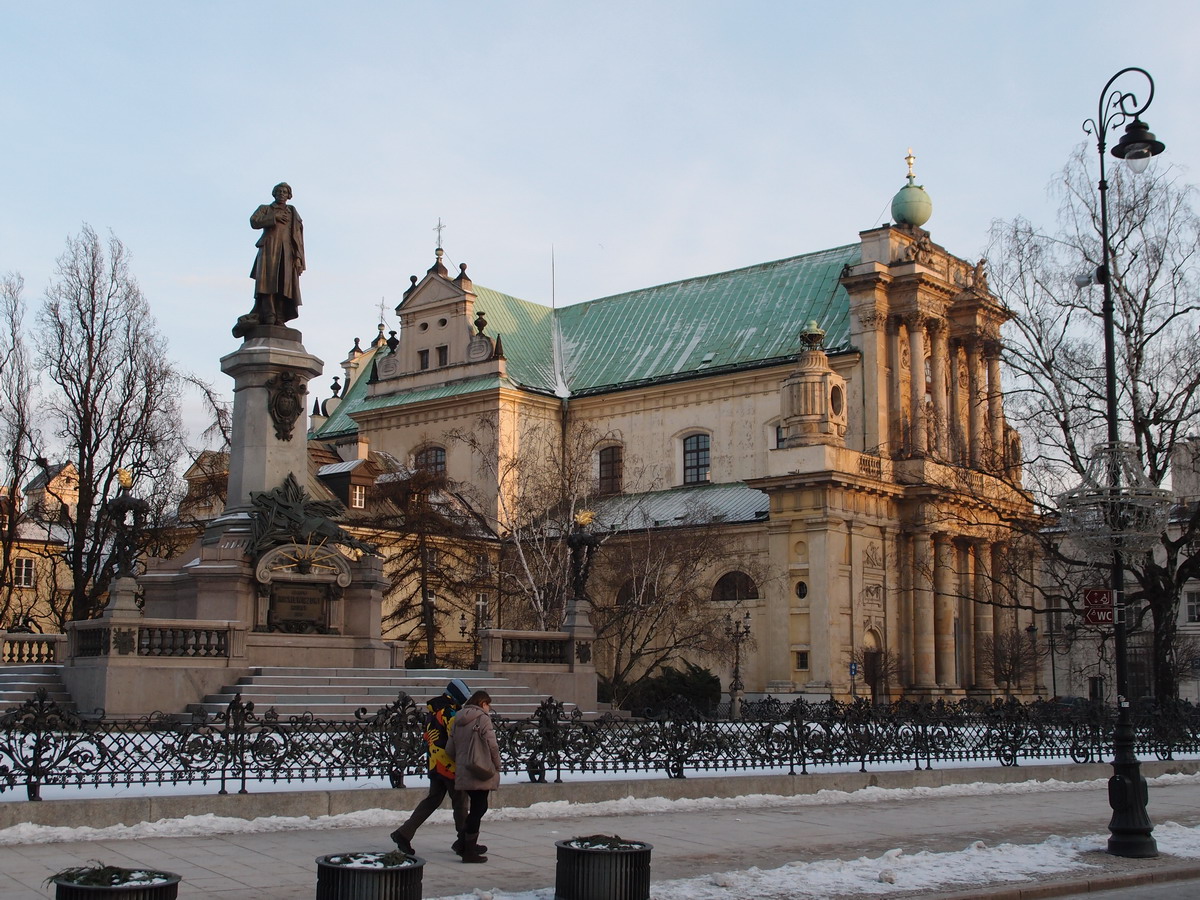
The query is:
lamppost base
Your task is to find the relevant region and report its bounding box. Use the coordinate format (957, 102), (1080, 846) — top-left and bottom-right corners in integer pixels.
(1106, 766), (1157, 858)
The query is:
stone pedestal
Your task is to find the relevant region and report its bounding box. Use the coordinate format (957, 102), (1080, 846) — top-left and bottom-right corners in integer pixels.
(220, 326), (323, 511)
(69, 326), (392, 717)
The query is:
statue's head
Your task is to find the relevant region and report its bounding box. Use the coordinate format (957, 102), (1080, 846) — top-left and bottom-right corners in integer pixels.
(272, 182), (293, 202)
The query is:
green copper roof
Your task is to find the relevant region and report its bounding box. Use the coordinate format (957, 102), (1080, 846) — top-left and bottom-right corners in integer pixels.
(557, 245), (856, 394)
(313, 243), (859, 436)
(471, 286), (557, 392)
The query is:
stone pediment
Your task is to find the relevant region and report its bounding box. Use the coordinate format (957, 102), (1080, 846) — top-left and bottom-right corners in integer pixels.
(397, 276), (469, 313)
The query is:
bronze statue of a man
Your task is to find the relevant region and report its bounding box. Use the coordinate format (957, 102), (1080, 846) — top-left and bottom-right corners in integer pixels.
(234, 182), (305, 338)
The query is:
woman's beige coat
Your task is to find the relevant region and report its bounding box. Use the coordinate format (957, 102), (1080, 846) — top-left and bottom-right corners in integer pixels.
(446, 703), (501, 791)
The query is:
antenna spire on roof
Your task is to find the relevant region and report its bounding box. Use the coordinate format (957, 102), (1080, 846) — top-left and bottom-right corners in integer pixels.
(904, 147), (917, 184)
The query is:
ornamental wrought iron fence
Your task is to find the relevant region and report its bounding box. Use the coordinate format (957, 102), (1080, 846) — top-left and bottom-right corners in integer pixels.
(1, 691), (1198, 802)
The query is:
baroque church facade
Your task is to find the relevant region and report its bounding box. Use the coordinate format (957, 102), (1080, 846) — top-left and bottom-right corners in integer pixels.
(310, 171), (1036, 702)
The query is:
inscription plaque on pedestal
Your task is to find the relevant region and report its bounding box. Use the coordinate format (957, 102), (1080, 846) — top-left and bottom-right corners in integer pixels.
(269, 582), (331, 633)
(254, 542), (354, 635)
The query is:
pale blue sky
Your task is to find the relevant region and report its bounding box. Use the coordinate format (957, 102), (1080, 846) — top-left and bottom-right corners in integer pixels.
(2, 1), (1197, 442)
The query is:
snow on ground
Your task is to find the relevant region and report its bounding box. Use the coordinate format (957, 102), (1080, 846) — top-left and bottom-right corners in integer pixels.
(2, 768), (1199, 898)
(419, 822), (1200, 900)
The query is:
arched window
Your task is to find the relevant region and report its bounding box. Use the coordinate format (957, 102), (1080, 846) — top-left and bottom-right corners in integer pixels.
(711, 571), (759, 603)
(598, 445), (623, 495)
(682, 433), (710, 484)
(414, 446), (446, 475)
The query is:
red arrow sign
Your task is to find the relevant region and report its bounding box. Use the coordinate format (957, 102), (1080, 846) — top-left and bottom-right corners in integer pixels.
(1084, 608), (1115, 625)
(1083, 588), (1115, 609)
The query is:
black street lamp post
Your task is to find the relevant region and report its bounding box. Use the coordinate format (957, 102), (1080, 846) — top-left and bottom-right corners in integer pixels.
(1044, 619), (1079, 699)
(1060, 66), (1169, 859)
(725, 611), (752, 720)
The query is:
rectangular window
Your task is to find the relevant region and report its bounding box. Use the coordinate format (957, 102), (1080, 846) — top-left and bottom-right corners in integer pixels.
(683, 433), (710, 484)
(418, 349), (430, 370)
(475, 592), (490, 626)
(1188, 592), (1200, 624)
(775, 424), (785, 448)
(437, 345), (449, 367)
(13, 558), (34, 588)
(795, 650), (810, 671)
(350, 485), (366, 509)
(598, 445), (623, 494)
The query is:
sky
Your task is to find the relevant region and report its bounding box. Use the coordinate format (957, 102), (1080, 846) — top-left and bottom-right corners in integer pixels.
(2, 1), (1198, 444)
(4, 773), (1200, 898)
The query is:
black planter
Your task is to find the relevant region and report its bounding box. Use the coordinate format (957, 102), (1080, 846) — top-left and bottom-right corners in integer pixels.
(315, 854), (425, 900)
(554, 839), (653, 900)
(52, 874), (181, 900)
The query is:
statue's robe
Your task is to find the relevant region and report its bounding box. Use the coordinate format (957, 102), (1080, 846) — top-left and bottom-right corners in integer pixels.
(249, 202), (304, 322)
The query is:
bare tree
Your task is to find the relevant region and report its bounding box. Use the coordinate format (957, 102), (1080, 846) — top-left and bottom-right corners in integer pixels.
(356, 462), (492, 666)
(847, 646), (905, 704)
(588, 506), (755, 708)
(976, 626), (1043, 697)
(450, 417), (624, 631)
(987, 147), (1200, 699)
(0, 272), (46, 626)
(33, 226), (185, 621)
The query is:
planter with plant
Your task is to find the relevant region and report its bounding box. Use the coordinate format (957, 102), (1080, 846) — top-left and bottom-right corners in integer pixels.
(554, 834), (653, 900)
(46, 863), (181, 899)
(315, 851), (425, 900)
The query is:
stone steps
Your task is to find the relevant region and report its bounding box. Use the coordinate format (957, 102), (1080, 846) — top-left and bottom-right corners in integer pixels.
(188, 667), (565, 720)
(0, 665), (76, 714)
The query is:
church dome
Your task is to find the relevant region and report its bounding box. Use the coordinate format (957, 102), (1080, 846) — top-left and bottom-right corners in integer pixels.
(891, 148), (932, 227)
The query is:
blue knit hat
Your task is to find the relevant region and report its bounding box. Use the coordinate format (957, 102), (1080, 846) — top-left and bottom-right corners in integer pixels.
(446, 678), (471, 706)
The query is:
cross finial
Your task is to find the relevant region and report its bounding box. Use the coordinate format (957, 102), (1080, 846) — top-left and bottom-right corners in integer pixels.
(433, 217), (445, 249)
(905, 148), (916, 182)
(377, 296), (387, 325)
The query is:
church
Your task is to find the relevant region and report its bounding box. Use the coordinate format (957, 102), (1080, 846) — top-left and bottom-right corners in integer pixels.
(309, 160), (1037, 703)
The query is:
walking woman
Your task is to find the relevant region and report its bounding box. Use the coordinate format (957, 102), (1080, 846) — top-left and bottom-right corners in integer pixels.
(446, 690), (501, 863)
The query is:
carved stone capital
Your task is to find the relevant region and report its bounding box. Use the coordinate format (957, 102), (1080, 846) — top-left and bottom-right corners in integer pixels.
(856, 308), (888, 330)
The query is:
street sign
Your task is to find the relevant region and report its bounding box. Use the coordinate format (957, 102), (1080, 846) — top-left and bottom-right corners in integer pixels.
(1083, 588), (1115, 609)
(1084, 607), (1115, 625)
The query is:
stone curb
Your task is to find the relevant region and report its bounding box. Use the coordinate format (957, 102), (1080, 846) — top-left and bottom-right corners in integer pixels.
(930, 860), (1200, 899)
(1, 758), (1196, 830)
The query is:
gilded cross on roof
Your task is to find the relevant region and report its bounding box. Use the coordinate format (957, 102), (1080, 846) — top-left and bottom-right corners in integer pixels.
(433, 217), (446, 249)
(905, 148), (916, 181)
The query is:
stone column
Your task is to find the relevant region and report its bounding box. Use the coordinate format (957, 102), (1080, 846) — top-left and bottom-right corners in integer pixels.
(933, 532), (956, 687)
(854, 308), (890, 455)
(912, 530), (936, 688)
(965, 336), (984, 468)
(973, 540), (995, 689)
(887, 318), (904, 455)
(906, 315), (927, 456)
(991, 543), (1013, 637)
(985, 340), (1004, 466)
(948, 340), (962, 463)
(928, 320), (949, 459)
(221, 333), (323, 510)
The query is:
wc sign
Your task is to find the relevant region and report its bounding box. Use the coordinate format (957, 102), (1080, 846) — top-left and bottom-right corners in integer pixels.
(1082, 588), (1116, 626)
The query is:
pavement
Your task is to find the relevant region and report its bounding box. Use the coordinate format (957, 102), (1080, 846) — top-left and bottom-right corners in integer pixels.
(3, 775), (1200, 898)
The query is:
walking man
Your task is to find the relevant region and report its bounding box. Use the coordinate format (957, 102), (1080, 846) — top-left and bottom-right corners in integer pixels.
(390, 678), (480, 857)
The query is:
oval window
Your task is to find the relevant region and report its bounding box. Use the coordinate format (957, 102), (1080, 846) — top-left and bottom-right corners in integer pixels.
(831, 385), (844, 416)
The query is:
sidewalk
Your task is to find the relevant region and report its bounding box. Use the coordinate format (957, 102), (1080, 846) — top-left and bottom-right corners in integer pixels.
(2, 777), (1199, 898)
